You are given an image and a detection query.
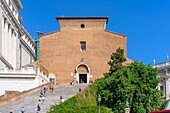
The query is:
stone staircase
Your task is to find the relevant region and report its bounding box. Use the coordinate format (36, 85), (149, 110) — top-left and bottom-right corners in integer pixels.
(0, 84), (89, 113)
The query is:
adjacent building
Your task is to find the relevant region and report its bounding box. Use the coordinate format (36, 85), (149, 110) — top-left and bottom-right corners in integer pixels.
(153, 56), (170, 101)
(0, 0), (48, 95)
(40, 16), (132, 84)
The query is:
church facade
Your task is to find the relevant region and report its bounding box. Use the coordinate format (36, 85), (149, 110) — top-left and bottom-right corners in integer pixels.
(40, 16), (132, 84)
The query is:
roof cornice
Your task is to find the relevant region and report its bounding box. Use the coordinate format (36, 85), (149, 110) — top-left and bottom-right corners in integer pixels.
(14, 0), (23, 10)
(56, 16), (109, 24)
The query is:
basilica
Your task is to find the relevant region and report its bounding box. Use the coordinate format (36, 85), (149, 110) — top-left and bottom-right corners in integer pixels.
(40, 16), (133, 84)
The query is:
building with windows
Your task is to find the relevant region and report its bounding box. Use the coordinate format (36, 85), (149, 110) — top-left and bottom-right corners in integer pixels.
(40, 16), (132, 84)
(0, 0), (49, 96)
(153, 56), (170, 101)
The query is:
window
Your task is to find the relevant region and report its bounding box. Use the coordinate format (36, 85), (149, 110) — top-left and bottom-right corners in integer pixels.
(81, 24), (85, 28)
(80, 41), (86, 51)
(160, 86), (163, 91)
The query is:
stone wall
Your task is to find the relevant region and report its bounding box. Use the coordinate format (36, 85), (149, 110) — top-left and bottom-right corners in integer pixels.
(0, 82), (53, 107)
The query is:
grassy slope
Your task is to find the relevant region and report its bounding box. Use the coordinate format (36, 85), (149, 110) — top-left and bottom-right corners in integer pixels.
(48, 82), (113, 113)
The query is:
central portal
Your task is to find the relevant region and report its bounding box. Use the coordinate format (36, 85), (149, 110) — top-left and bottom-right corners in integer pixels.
(79, 74), (87, 83)
(75, 63), (90, 84)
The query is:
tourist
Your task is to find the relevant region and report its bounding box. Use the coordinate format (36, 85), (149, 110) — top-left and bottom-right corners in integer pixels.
(39, 95), (42, 102)
(70, 80), (72, 85)
(79, 88), (81, 92)
(43, 85), (46, 91)
(42, 95), (45, 102)
(72, 80), (74, 85)
(79, 88), (82, 92)
(9, 108), (13, 113)
(60, 96), (65, 103)
(40, 90), (43, 95)
(36, 104), (41, 113)
(21, 106), (25, 113)
(51, 85), (54, 91)
(50, 86), (52, 91)
(44, 89), (46, 94)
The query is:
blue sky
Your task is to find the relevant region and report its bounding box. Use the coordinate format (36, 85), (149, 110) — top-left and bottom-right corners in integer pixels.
(20, 0), (170, 65)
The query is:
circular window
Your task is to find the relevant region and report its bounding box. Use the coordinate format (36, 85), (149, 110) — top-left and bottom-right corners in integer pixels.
(49, 59), (55, 64)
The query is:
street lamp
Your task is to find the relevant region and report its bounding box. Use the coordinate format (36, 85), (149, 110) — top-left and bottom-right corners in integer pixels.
(125, 100), (130, 113)
(50, 105), (54, 111)
(126, 100), (129, 108)
(98, 95), (101, 113)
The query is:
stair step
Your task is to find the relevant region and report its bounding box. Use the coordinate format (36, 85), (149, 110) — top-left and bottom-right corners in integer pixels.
(0, 84), (89, 113)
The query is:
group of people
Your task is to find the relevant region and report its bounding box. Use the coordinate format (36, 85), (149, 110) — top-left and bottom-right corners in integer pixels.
(39, 90), (46, 102)
(44, 85), (54, 92)
(9, 105), (40, 113)
(8, 85), (55, 113)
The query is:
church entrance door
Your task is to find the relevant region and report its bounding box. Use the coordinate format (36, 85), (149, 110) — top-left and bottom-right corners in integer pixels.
(79, 74), (87, 83)
(75, 63), (90, 84)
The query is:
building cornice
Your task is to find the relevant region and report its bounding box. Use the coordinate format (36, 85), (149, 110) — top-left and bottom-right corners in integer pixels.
(20, 26), (35, 47)
(104, 30), (126, 37)
(56, 16), (109, 24)
(1, 0), (35, 47)
(20, 38), (36, 59)
(14, 0), (23, 10)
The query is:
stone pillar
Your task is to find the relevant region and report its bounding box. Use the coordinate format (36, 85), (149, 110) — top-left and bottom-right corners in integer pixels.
(125, 108), (130, 113)
(4, 20), (8, 59)
(8, 26), (12, 65)
(0, 16), (4, 53)
(165, 77), (169, 100)
(87, 73), (90, 83)
(13, 31), (17, 68)
(11, 30), (15, 68)
(76, 73), (79, 83)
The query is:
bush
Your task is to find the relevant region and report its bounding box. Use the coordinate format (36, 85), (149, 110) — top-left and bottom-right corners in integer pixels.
(159, 99), (170, 110)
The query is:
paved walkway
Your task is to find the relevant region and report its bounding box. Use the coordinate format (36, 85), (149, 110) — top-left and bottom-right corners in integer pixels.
(0, 84), (89, 113)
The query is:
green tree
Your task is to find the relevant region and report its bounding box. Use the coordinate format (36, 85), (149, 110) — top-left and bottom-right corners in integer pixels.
(98, 62), (160, 113)
(104, 48), (126, 77)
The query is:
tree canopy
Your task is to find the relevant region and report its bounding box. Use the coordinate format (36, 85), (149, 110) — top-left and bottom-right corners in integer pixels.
(104, 48), (126, 77)
(97, 48), (160, 113)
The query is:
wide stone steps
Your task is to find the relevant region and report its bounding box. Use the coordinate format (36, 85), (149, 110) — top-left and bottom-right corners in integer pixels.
(0, 84), (89, 113)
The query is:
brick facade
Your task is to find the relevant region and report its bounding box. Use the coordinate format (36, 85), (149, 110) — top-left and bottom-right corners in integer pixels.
(40, 17), (132, 84)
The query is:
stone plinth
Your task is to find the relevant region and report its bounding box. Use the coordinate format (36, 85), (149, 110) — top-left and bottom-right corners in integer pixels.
(125, 108), (130, 113)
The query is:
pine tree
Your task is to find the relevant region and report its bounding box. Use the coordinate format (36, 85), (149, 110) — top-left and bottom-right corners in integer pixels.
(104, 48), (126, 77)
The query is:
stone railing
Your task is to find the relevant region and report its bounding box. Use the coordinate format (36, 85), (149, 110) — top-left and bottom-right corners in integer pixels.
(0, 82), (53, 107)
(153, 62), (170, 68)
(0, 67), (36, 75)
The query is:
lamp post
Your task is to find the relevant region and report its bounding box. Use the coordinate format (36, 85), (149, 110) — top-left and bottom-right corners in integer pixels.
(50, 105), (54, 111)
(98, 95), (101, 113)
(125, 100), (130, 113)
(148, 100), (151, 113)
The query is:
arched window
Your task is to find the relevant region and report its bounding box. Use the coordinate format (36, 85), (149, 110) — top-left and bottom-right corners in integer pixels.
(80, 41), (86, 51)
(81, 24), (85, 28)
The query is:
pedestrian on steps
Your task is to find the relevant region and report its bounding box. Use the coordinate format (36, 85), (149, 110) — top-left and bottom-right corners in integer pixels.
(42, 94), (45, 102)
(36, 104), (41, 113)
(40, 90), (43, 95)
(9, 108), (13, 113)
(21, 106), (25, 113)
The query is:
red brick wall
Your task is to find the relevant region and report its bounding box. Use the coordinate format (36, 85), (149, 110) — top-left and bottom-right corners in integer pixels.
(40, 19), (127, 84)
